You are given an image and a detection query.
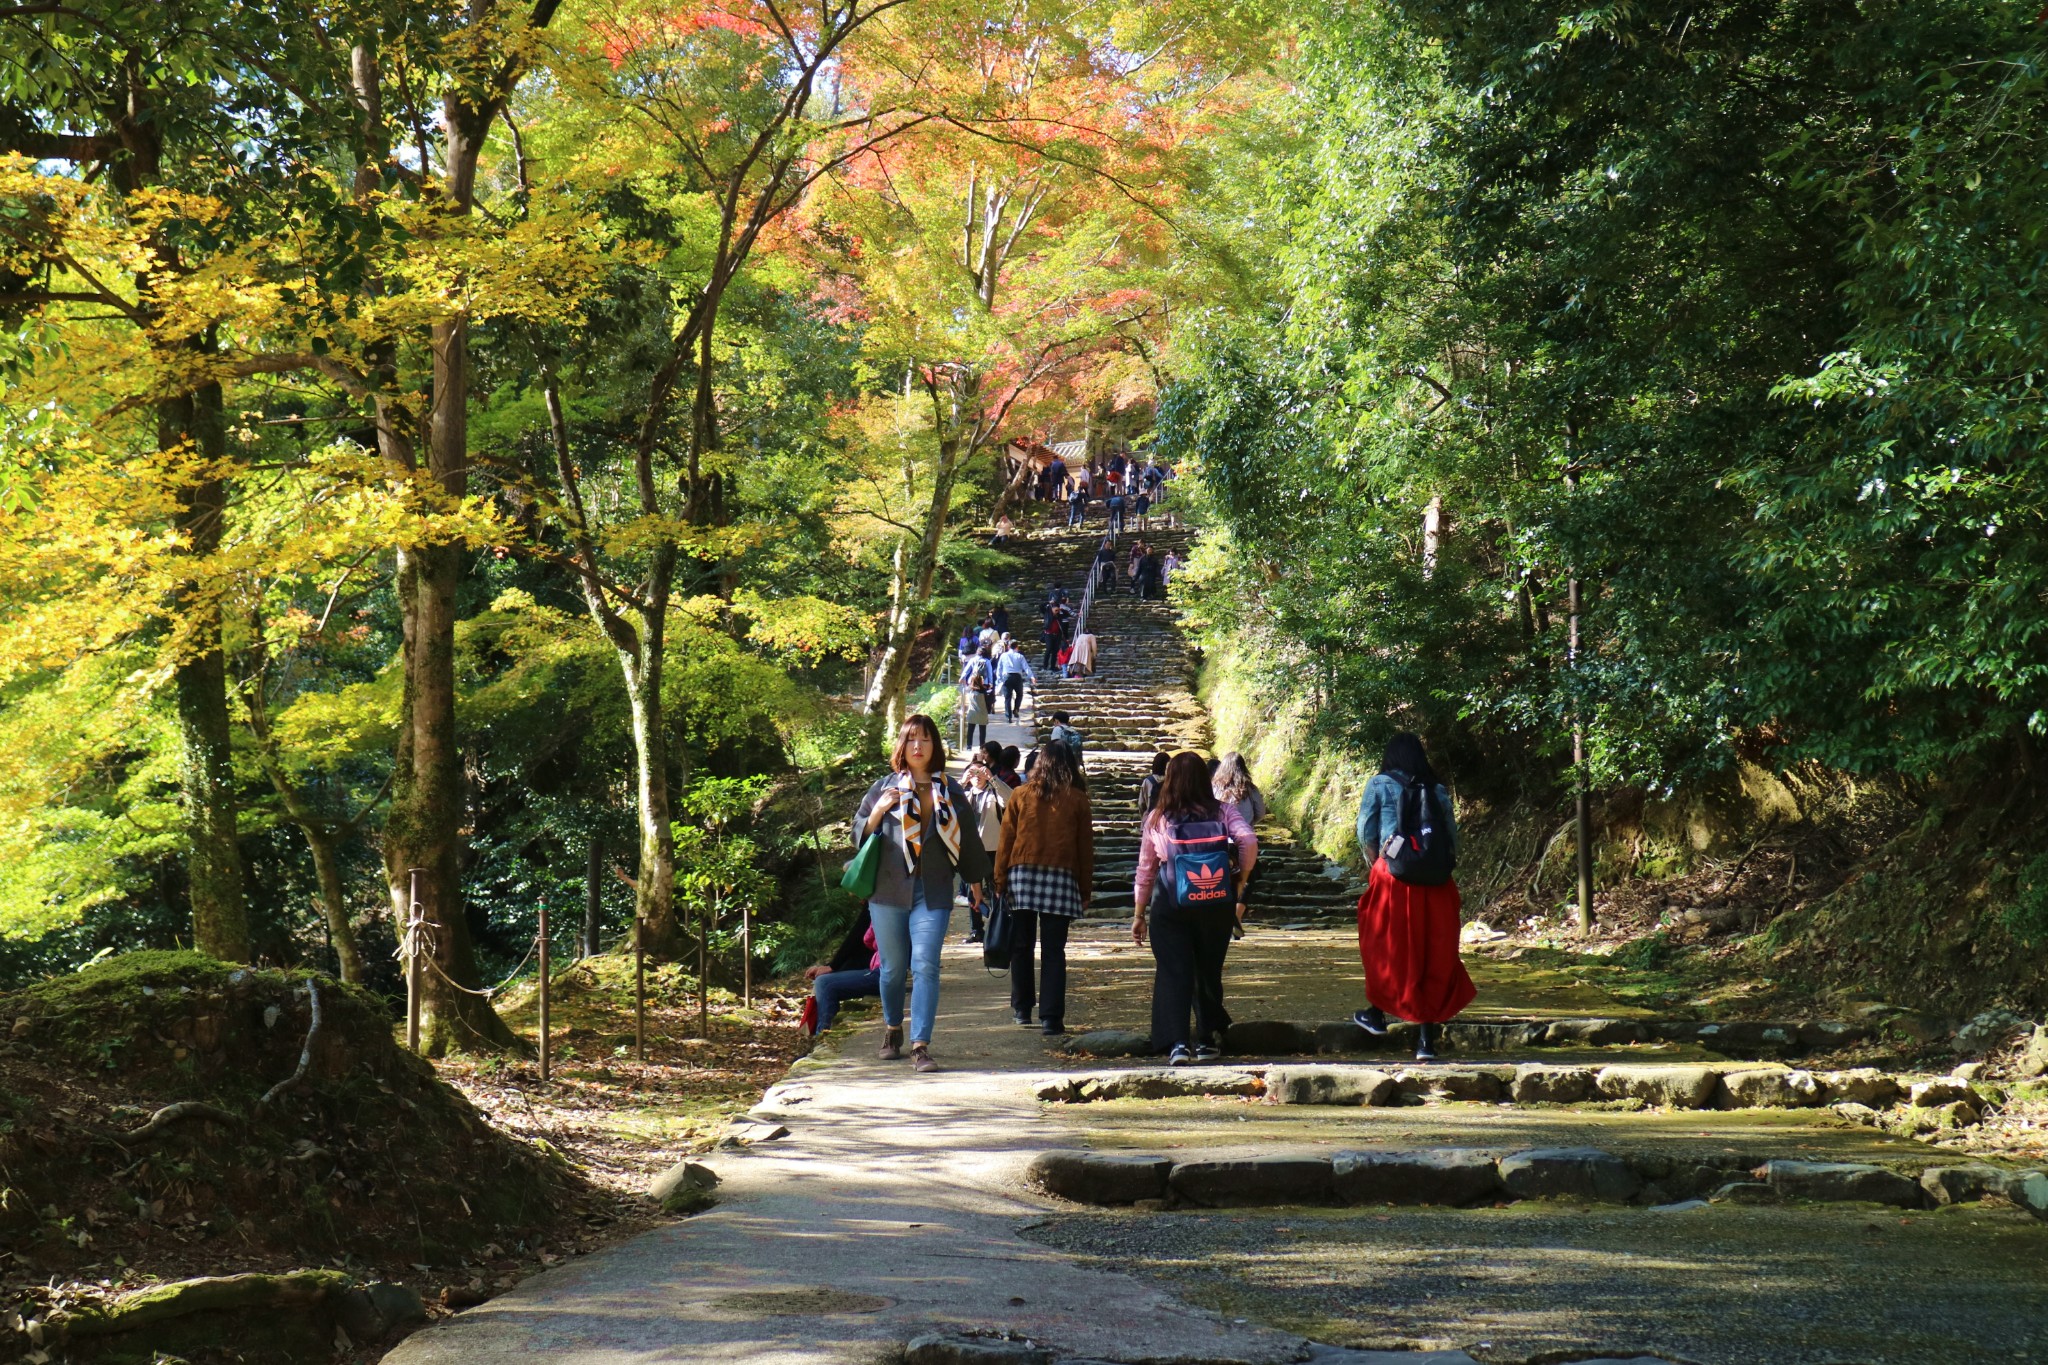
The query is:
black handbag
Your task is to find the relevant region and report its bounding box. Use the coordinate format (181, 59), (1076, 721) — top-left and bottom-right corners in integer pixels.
(981, 894), (1013, 974)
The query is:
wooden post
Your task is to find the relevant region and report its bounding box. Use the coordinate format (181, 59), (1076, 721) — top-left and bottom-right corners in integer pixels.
(1564, 430), (1594, 938)
(698, 893), (712, 1040)
(634, 915), (646, 1062)
(1569, 573), (1593, 936)
(537, 900), (551, 1085)
(405, 868), (423, 1054)
(742, 900), (752, 1009)
(583, 831), (602, 958)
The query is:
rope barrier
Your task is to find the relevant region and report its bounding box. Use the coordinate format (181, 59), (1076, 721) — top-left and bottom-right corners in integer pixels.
(396, 915), (543, 999)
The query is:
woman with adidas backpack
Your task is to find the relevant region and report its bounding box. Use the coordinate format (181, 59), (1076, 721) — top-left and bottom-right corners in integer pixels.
(1133, 751), (1258, 1066)
(1353, 732), (1474, 1061)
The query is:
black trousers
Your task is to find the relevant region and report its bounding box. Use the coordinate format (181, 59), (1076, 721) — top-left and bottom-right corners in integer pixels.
(1001, 674), (1026, 721)
(1009, 910), (1072, 1023)
(1148, 903), (1235, 1051)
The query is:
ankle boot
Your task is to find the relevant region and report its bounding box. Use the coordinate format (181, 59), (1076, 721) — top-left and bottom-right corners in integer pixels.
(1414, 1023), (1440, 1061)
(880, 1025), (904, 1060)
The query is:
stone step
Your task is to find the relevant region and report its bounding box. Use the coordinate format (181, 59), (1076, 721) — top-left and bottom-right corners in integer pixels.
(1025, 1143), (2046, 1213)
(1041, 1059), (1999, 1121)
(1055, 1016), (1890, 1061)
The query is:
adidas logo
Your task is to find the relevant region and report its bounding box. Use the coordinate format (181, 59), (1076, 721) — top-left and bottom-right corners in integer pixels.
(1186, 863), (1227, 898)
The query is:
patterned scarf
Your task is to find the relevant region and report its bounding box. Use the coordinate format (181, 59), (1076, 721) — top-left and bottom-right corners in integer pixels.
(897, 772), (962, 874)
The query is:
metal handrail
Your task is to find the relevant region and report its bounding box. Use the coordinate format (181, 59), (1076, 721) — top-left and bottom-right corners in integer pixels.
(1074, 552), (1101, 643)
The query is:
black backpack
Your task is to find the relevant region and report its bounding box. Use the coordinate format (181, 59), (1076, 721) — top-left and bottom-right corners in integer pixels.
(1383, 771), (1455, 886)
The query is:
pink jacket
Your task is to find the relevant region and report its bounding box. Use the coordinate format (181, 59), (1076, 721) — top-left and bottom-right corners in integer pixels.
(1133, 803), (1258, 911)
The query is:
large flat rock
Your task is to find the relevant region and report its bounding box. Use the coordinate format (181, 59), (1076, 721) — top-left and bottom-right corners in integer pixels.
(1170, 1155), (1333, 1207)
(1497, 1147), (1641, 1202)
(1331, 1149), (1501, 1206)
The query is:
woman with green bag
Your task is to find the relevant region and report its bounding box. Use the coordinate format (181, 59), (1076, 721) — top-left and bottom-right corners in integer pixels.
(852, 714), (992, 1072)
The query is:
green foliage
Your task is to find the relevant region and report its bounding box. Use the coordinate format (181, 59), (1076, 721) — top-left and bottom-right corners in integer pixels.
(2004, 853), (2048, 947)
(1163, 0), (2048, 797)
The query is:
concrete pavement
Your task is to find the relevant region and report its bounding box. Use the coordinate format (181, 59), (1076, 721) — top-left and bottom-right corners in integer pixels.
(384, 937), (1307, 1364)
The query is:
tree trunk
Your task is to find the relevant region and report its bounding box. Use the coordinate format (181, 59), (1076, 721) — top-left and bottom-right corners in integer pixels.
(380, 308), (516, 1053)
(543, 371), (686, 959)
(863, 443), (966, 733)
(163, 382), (250, 961)
(622, 605), (684, 957)
(305, 825), (363, 984)
(252, 743), (364, 985)
(989, 446), (1038, 522)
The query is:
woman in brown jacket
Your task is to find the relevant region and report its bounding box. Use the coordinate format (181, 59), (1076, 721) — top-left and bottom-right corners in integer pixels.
(996, 741), (1094, 1035)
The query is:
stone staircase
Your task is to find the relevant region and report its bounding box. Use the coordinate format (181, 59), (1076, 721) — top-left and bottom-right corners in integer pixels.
(989, 510), (1367, 924)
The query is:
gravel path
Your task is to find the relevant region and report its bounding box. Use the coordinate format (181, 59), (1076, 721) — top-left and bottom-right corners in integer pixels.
(1024, 1202), (2048, 1365)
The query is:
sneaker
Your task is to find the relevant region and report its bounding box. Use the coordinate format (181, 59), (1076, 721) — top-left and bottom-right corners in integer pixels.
(1352, 1007), (1390, 1037)
(1013, 1010), (1033, 1027)
(964, 933), (984, 945)
(879, 1026), (904, 1061)
(1192, 1043), (1222, 1063)
(1166, 1043), (1194, 1067)
(1414, 1024), (1440, 1062)
(910, 1043), (939, 1073)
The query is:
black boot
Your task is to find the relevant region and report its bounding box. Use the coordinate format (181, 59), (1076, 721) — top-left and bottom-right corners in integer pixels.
(1414, 1023), (1440, 1062)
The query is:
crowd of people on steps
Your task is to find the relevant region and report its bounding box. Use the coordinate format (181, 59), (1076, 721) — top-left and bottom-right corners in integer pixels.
(1036, 450), (1174, 532)
(813, 704), (1473, 1072)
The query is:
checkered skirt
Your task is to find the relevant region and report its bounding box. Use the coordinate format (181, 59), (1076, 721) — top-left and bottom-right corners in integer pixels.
(1005, 863), (1085, 918)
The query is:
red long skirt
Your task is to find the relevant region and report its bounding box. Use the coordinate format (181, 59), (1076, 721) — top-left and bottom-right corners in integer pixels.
(1357, 859), (1475, 1024)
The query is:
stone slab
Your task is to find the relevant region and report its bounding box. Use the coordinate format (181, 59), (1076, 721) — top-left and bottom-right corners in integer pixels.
(1546, 1018), (1649, 1046)
(1718, 1067), (1823, 1109)
(1919, 1164), (2009, 1206)
(1761, 1160), (1926, 1208)
(1497, 1147), (1640, 1202)
(1168, 1155), (1333, 1207)
(1331, 1148), (1501, 1207)
(1060, 1029), (1153, 1058)
(1223, 1019), (1317, 1054)
(1027, 1151), (1172, 1205)
(1267, 1065), (1397, 1107)
(1595, 1064), (1722, 1109)
(1818, 1068), (1901, 1107)
(1511, 1063), (1595, 1104)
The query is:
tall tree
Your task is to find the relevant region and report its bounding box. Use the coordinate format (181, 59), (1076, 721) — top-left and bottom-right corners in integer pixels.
(532, 0), (926, 953)
(812, 3), (1195, 728)
(0, 1), (357, 959)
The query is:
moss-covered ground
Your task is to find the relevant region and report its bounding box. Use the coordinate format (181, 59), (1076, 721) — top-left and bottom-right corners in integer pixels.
(1055, 1094), (1958, 1167)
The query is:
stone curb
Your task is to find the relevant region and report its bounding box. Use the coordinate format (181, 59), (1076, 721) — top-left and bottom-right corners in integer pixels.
(1060, 1015), (1876, 1062)
(1024, 1146), (2048, 1217)
(906, 1329), (1689, 1365)
(1034, 1060), (2003, 1129)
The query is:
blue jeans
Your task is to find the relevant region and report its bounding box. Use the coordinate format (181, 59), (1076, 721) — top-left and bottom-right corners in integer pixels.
(811, 968), (880, 1033)
(871, 884), (951, 1043)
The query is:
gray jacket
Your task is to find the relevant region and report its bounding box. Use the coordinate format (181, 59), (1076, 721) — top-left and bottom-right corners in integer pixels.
(1356, 771), (1458, 862)
(854, 773), (993, 908)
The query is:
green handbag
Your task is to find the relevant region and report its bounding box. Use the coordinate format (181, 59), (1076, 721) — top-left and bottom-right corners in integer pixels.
(841, 831), (885, 899)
